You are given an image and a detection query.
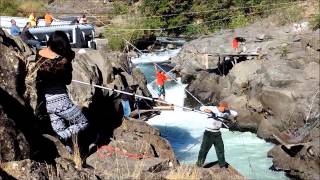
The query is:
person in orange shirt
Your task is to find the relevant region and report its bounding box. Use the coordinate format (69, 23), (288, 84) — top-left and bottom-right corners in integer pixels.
(154, 63), (170, 100)
(44, 11), (55, 26)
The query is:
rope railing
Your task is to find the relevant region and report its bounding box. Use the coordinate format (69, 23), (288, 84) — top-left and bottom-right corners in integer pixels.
(123, 36), (205, 106)
(71, 79), (232, 130)
(153, 63), (205, 106)
(71, 79), (208, 115)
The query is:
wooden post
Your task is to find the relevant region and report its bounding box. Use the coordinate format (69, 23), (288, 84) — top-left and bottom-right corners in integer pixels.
(201, 53), (209, 69)
(205, 53), (209, 69)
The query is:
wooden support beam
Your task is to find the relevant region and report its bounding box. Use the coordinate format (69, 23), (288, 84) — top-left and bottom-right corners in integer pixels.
(130, 106), (174, 117)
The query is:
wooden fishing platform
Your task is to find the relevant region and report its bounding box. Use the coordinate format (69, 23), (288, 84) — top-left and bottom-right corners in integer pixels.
(215, 53), (259, 57)
(200, 53), (259, 70)
(272, 134), (310, 149)
(130, 105), (174, 117)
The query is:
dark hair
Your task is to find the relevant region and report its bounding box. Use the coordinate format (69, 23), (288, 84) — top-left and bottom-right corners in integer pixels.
(47, 31), (75, 60)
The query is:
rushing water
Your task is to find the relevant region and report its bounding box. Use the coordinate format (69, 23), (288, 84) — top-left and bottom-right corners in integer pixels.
(132, 50), (288, 180)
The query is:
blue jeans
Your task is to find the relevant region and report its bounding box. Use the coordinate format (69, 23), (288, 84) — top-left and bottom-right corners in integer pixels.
(121, 100), (131, 118)
(26, 39), (41, 50)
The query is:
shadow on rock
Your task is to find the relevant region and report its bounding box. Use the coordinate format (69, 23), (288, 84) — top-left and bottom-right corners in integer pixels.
(203, 161), (230, 168)
(0, 88), (58, 162)
(84, 88), (123, 146)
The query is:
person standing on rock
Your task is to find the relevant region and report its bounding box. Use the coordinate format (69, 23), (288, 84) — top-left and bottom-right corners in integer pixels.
(154, 63), (170, 100)
(32, 31), (89, 146)
(196, 101), (238, 169)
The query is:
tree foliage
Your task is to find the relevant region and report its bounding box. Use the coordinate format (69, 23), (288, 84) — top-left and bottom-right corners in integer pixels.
(0, 1), (19, 16)
(310, 13), (320, 30)
(0, 0), (45, 16)
(106, 0), (305, 50)
(138, 0), (300, 36)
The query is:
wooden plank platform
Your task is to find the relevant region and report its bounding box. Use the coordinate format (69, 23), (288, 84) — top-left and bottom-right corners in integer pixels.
(206, 53), (259, 57)
(130, 106), (174, 117)
(272, 134), (310, 149)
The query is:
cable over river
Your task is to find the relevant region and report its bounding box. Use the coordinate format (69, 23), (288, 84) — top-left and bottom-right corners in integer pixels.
(133, 49), (288, 180)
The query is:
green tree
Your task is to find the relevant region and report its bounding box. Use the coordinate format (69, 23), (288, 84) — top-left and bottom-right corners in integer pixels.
(0, 1), (18, 16)
(140, 0), (193, 35)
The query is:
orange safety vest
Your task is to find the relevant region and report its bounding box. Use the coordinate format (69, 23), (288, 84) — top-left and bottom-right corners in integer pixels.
(156, 71), (167, 86)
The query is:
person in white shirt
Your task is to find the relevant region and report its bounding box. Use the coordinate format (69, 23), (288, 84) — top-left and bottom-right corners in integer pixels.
(196, 101), (238, 168)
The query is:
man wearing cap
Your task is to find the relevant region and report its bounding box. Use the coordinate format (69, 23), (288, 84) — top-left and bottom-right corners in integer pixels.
(196, 101), (238, 169)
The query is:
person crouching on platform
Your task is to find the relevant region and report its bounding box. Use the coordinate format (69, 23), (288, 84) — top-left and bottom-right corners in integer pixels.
(35, 31), (89, 145)
(154, 63), (170, 100)
(196, 101), (238, 169)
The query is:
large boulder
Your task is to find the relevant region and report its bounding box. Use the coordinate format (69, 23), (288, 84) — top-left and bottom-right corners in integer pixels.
(171, 31), (236, 75)
(0, 159), (49, 180)
(172, 22), (320, 178)
(87, 153), (171, 179)
(0, 31), (44, 162)
(0, 27), (162, 179)
(187, 71), (222, 104)
(228, 60), (263, 96)
(54, 158), (98, 180)
(113, 119), (177, 164)
(0, 43), (30, 162)
(86, 119), (177, 179)
(268, 120), (320, 180)
(257, 118), (279, 140)
(0, 158), (98, 180)
(68, 53), (102, 107)
(224, 95), (263, 131)
(155, 163), (245, 180)
(0, 107), (29, 162)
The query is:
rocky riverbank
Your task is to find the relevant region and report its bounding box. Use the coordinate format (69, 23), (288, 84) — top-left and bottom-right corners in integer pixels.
(0, 28), (245, 179)
(171, 20), (319, 179)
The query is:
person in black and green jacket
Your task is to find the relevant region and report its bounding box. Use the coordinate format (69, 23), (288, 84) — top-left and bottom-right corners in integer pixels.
(196, 101), (238, 169)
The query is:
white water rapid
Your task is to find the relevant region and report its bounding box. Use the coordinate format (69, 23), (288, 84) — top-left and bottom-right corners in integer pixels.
(133, 49), (288, 180)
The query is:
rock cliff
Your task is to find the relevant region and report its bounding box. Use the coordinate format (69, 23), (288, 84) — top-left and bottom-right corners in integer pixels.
(0, 28), (178, 179)
(172, 21), (320, 179)
(0, 25), (248, 179)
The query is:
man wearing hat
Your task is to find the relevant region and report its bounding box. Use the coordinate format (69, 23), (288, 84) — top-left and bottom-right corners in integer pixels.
(196, 101), (238, 169)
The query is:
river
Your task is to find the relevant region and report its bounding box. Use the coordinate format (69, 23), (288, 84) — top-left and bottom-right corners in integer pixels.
(132, 49), (288, 180)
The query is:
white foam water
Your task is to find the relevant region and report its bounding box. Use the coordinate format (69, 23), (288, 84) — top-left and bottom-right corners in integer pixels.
(131, 48), (181, 64)
(135, 49), (288, 180)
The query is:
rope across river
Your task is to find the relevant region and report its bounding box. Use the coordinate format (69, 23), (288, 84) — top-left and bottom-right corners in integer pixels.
(152, 63), (205, 106)
(123, 37), (205, 106)
(71, 79), (208, 115)
(71, 79), (232, 129)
